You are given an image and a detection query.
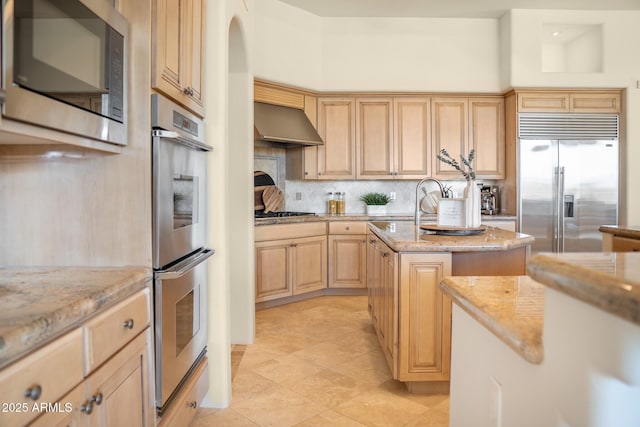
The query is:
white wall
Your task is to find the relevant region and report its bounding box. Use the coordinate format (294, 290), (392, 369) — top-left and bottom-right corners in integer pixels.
(506, 10), (640, 224)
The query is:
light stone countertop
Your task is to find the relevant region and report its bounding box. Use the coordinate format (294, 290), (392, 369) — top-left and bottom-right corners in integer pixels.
(254, 213), (517, 226)
(440, 275), (544, 364)
(599, 225), (640, 240)
(0, 266), (152, 369)
(527, 252), (640, 326)
(367, 221), (533, 253)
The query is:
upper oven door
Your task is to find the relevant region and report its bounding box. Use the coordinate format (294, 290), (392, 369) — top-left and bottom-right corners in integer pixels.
(152, 131), (211, 268)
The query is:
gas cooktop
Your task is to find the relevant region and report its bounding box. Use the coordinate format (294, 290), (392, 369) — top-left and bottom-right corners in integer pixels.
(254, 211), (316, 218)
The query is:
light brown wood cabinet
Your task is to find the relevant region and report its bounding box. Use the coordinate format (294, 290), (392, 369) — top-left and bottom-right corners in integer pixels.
(432, 97), (505, 179)
(612, 236), (640, 252)
(517, 90), (621, 113)
(317, 97), (357, 180)
(328, 221), (368, 288)
(157, 358), (208, 427)
(255, 223), (328, 302)
(1, 289), (154, 427)
(152, 0), (205, 116)
(356, 97), (431, 179)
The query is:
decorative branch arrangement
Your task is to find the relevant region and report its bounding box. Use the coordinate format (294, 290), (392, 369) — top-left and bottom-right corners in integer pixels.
(437, 149), (476, 181)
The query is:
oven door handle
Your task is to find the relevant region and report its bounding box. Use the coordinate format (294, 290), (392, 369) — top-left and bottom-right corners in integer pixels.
(152, 130), (213, 152)
(155, 248), (215, 280)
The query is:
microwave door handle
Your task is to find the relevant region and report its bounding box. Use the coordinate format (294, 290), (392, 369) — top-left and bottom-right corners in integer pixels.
(152, 130), (213, 152)
(156, 249), (215, 280)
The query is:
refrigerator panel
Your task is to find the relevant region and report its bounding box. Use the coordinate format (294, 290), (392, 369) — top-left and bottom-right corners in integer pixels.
(560, 140), (618, 252)
(519, 140), (558, 253)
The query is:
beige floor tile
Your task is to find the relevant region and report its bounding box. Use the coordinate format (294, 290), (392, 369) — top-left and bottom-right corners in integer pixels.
(251, 353), (324, 386)
(292, 409), (367, 427)
(285, 368), (370, 408)
(230, 384), (327, 427)
(333, 388), (431, 427)
(192, 408), (259, 427)
(331, 349), (393, 387)
(402, 408), (450, 427)
(292, 340), (368, 368)
(229, 369), (280, 403)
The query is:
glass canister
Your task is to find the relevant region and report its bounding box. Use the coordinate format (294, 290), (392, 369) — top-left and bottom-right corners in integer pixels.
(327, 192), (337, 214)
(336, 192), (346, 215)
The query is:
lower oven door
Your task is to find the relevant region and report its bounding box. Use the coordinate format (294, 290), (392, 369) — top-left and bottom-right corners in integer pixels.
(154, 248), (213, 411)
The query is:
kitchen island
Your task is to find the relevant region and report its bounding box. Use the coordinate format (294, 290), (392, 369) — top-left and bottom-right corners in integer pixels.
(440, 253), (640, 427)
(365, 221), (533, 393)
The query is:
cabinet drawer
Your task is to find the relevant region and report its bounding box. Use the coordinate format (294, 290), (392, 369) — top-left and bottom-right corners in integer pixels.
(255, 222), (326, 241)
(0, 328), (83, 427)
(328, 221), (367, 234)
(612, 236), (640, 252)
(159, 357), (208, 427)
(84, 288), (151, 374)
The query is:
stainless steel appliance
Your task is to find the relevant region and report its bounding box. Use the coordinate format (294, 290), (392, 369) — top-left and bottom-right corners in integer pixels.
(480, 185), (500, 215)
(518, 113), (619, 253)
(152, 93), (213, 414)
(1, 0), (128, 145)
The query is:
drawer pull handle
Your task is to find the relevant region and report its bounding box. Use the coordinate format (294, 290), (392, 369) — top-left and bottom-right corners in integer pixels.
(189, 401), (197, 408)
(370, 239), (376, 244)
(92, 392), (104, 406)
(24, 385), (42, 401)
(123, 319), (135, 329)
(81, 400), (94, 414)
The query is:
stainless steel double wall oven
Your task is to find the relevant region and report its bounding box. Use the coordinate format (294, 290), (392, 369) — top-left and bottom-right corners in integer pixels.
(152, 93), (213, 415)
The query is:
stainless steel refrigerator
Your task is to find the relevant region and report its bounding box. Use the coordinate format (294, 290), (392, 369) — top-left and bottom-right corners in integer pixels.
(518, 113), (619, 253)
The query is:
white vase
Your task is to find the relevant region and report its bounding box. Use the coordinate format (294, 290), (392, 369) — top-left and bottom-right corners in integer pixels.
(366, 205), (387, 216)
(463, 180), (482, 228)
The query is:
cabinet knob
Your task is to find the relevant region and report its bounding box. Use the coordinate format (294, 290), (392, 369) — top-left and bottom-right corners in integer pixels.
(123, 319), (135, 329)
(92, 392), (104, 406)
(633, 247), (638, 252)
(183, 87), (194, 96)
(370, 239), (375, 244)
(188, 401), (197, 408)
(81, 400), (94, 414)
(24, 384), (42, 401)
(382, 252), (388, 258)
(304, 171), (309, 175)
(345, 226), (350, 231)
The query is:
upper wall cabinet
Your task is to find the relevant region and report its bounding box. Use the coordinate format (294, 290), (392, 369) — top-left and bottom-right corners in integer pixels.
(356, 97), (431, 180)
(152, 0), (205, 117)
(317, 97), (357, 180)
(431, 97), (505, 180)
(517, 90), (621, 114)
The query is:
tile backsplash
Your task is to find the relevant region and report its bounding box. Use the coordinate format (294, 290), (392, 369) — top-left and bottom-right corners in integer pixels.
(254, 147), (495, 215)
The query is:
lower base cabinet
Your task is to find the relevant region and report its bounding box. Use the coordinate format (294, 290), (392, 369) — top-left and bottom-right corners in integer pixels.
(368, 232), (453, 384)
(158, 358), (208, 427)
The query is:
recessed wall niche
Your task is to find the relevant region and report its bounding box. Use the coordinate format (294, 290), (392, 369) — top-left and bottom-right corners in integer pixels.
(541, 24), (603, 73)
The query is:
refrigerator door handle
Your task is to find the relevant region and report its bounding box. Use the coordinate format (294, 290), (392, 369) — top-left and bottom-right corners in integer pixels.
(558, 166), (565, 253)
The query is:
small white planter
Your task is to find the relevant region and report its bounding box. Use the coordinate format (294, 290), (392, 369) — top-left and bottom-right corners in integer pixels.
(366, 205), (388, 216)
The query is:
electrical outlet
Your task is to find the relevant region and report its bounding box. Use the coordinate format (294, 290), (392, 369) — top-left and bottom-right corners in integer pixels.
(390, 192), (396, 201)
(295, 192), (302, 201)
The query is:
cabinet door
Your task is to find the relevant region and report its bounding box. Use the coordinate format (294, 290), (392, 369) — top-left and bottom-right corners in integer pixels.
(431, 98), (469, 179)
(185, 0), (204, 112)
(29, 382), (86, 427)
(469, 97), (505, 179)
(255, 240), (292, 302)
(291, 236), (327, 295)
(394, 98), (431, 179)
(517, 91), (570, 112)
(398, 253), (452, 382)
(612, 236), (640, 252)
(570, 92), (621, 113)
(328, 235), (367, 288)
(317, 98), (356, 179)
(380, 248), (398, 377)
(356, 98), (394, 179)
(366, 234), (379, 320)
(86, 328), (153, 427)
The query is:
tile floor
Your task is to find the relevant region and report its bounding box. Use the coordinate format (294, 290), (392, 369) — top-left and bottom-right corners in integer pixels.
(193, 296), (449, 427)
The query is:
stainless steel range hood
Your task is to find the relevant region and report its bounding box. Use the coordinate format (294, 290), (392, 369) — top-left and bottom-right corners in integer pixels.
(254, 102), (324, 147)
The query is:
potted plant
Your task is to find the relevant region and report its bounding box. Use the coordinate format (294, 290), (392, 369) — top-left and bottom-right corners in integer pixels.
(360, 192), (392, 216)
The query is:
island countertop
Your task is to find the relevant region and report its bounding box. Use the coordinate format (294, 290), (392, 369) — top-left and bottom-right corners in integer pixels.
(440, 275), (545, 363)
(599, 225), (640, 240)
(367, 220), (534, 253)
(0, 266), (152, 369)
(527, 252), (640, 326)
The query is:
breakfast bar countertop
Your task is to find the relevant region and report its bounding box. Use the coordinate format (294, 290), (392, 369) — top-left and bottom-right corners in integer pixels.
(0, 266), (152, 369)
(527, 252), (640, 326)
(254, 213), (517, 226)
(440, 275), (545, 363)
(599, 225), (640, 240)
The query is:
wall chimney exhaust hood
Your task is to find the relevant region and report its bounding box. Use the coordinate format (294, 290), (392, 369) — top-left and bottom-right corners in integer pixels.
(254, 102), (324, 147)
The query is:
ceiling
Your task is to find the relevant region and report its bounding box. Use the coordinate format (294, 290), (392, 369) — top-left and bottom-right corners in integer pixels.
(276, 0), (640, 19)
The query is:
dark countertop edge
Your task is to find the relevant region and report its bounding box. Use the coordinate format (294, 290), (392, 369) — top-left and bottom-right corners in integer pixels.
(255, 214), (517, 226)
(527, 254), (640, 327)
(440, 277), (544, 364)
(368, 224), (535, 253)
(0, 268), (152, 370)
(599, 225), (640, 240)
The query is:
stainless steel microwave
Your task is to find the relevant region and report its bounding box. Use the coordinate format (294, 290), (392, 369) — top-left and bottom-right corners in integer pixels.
(1, 0), (128, 145)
